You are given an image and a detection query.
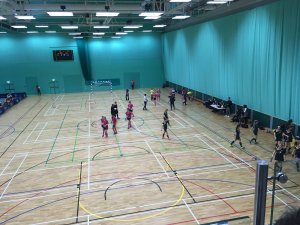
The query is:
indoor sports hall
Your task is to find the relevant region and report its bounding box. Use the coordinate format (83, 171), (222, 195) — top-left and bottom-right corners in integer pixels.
(0, 0), (299, 225)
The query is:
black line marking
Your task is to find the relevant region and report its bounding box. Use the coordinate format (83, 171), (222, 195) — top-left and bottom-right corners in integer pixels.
(159, 152), (196, 203)
(104, 178), (162, 200)
(76, 162), (83, 223)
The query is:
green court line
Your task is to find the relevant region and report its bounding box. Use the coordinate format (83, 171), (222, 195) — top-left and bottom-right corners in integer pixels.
(114, 134), (123, 157)
(71, 126), (79, 162)
(80, 97), (84, 110)
(45, 107), (69, 165)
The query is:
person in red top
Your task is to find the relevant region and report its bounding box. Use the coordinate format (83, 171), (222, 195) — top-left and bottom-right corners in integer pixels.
(156, 89), (161, 101)
(127, 101), (134, 117)
(125, 109), (132, 129)
(100, 116), (108, 138)
(112, 115), (117, 134)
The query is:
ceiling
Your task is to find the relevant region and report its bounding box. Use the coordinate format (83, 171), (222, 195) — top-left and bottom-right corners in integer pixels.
(0, 0), (279, 38)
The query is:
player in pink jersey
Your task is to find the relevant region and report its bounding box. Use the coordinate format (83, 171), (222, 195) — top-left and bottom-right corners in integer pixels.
(100, 116), (108, 138)
(127, 101), (134, 117)
(125, 109), (132, 129)
(111, 115), (117, 134)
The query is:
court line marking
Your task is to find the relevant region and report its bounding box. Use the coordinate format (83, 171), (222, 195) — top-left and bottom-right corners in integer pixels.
(196, 136), (238, 169)
(0, 154), (17, 177)
(183, 199), (200, 225)
(203, 133), (299, 203)
(0, 153), (28, 200)
(168, 114), (185, 128)
(23, 122), (40, 144)
(34, 122), (48, 143)
(88, 144), (91, 190)
(145, 141), (169, 178)
(44, 95), (60, 116)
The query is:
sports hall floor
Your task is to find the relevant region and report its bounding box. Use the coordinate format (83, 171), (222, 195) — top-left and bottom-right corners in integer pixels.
(0, 88), (299, 225)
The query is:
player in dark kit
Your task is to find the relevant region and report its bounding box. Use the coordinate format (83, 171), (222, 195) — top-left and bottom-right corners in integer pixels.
(230, 124), (244, 148)
(162, 117), (170, 139)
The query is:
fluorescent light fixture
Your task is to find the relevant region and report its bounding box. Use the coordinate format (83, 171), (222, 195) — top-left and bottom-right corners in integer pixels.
(93, 32), (105, 35)
(96, 12), (119, 17)
(61, 26), (78, 29)
(93, 26), (110, 29)
(73, 36), (83, 39)
(124, 30), (134, 33)
(207, 1), (229, 4)
(0, 31), (7, 34)
(47, 12), (73, 16)
(69, 32), (81, 35)
(93, 36), (102, 39)
(170, 0), (191, 2)
(116, 32), (127, 35)
(15, 15), (36, 20)
(143, 30), (152, 32)
(153, 24), (167, 28)
(111, 36), (121, 39)
(123, 25), (142, 29)
(139, 12), (163, 17)
(11, 25), (27, 29)
(27, 31), (38, 33)
(144, 16), (161, 20)
(45, 31), (56, 33)
(35, 25), (49, 28)
(172, 15), (190, 19)
(0, 16), (6, 20)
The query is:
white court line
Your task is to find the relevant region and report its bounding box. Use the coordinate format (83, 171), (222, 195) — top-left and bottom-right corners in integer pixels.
(145, 141), (169, 178)
(34, 122), (48, 143)
(23, 122), (40, 144)
(0, 153), (28, 200)
(88, 144), (91, 190)
(44, 96), (60, 116)
(183, 199), (200, 225)
(169, 114), (185, 128)
(196, 136), (238, 169)
(170, 110), (194, 128)
(0, 154), (17, 177)
(203, 133), (299, 204)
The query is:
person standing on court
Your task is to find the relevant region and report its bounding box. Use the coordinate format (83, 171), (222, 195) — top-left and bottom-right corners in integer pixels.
(170, 94), (175, 110)
(112, 101), (120, 119)
(250, 120), (259, 144)
(225, 97), (232, 117)
(162, 117), (170, 139)
(125, 89), (129, 101)
(112, 115), (117, 134)
(36, 85), (41, 96)
(230, 124), (244, 148)
(131, 80), (135, 90)
(164, 109), (170, 125)
(292, 142), (300, 172)
(101, 116), (109, 138)
(143, 94), (148, 110)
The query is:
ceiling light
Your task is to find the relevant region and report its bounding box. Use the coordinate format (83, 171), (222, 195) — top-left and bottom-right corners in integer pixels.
(144, 16), (161, 20)
(116, 32), (127, 35)
(153, 24), (167, 28)
(27, 31), (38, 33)
(45, 31), (56, 33)
(15, 15), (36, 20)
(123, 25), (142, 29)
(124, 30), (134, 33)
(207, 1), (229, 4)
(172, 15), (190, 19)
(96, 12), (119, 17)
(0, 31), (7, 34)
(69, 32), (81, 35)
(170, 0), (191, 2)
(0, 16), (6, 20)
(11, 25), (27, 29)
(93, 36), (102, 39)
(93, 32), (105, 35)
(143, 30), (152, 32)
(61, 26), (78, 29)
(139, 12), (163, 17)
(47, 12), (73, 16)
(73, 36), (83, 39)
(35, 25), (49, 28)
(111, 36), (121, 39)
(93, 26), (110, 29)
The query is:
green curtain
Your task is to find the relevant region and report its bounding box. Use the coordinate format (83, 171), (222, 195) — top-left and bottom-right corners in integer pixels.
(76, 39), (92, 81)
(162, 0), (300, 124)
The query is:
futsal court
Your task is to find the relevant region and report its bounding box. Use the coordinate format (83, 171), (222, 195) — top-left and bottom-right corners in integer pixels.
(0, 88), (299, 225)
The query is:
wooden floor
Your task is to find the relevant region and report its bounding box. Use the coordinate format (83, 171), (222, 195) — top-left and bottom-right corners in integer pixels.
(0, 89), (299, 225)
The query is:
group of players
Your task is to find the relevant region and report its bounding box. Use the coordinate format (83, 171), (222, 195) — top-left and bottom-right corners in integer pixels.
(100, 88), (170, 139)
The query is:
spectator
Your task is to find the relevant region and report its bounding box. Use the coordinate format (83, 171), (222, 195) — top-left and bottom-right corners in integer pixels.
(225, 97), (232, 117)
(36, 85), (41, 96)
